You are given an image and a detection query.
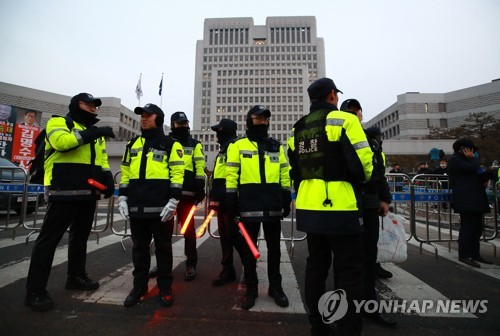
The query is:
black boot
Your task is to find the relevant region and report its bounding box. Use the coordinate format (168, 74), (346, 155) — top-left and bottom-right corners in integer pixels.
(124, 287), (148, 307)
(25, 289), (54, 312)
(241, 285), (258, 310)
(65, 275), (99, 290)
(268, 286), (289, 307)
(377, 264), (393, 279)
(212, 268), (236, 286)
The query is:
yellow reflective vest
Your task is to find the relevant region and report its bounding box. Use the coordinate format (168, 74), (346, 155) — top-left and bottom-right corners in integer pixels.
(288, 107), (373, 235)
(208, 137), (237, 210)
(226, 136), (290, 222)
(175, 137), (205, 200)
(119, 134), (184, 218)
(44, 116), (111, 201)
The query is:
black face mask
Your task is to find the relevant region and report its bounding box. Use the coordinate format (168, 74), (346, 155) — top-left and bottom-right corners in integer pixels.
(67, 102), (99, 126)
(171, 127), (190, 141)
(216, 131), (235, 145)
(246, 124), (269, 140)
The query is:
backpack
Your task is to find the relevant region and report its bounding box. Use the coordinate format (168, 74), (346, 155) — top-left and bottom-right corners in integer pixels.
(28, 116), (74, 184)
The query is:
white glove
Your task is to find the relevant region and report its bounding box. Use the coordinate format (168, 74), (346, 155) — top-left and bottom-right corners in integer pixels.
(117, 196), (129, 220)
(160, 198), (179, 222)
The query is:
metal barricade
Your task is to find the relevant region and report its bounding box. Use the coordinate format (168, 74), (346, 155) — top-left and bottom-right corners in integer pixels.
(407, 174), (498, 258)
(108, 171), (131, 251)
(23, 179), (113, 246)
(386, 173), (412, 217)
(0, 166), (48, 241)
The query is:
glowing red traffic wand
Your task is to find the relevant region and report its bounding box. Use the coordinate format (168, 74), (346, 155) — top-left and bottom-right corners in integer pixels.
(180, 205), (197, 235)
(88, 178), (106, 191)
(235, 218), (260, 260)
(196, 209), (215, 238)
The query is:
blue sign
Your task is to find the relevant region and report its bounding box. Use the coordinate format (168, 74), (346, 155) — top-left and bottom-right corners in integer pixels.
(0, 183), (45, 193)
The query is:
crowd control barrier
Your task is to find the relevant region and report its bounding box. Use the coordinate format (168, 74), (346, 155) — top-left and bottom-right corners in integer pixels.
(0, 165), (41, 237)
(9, 169), (498, 259)
(386, 173), (498, 258)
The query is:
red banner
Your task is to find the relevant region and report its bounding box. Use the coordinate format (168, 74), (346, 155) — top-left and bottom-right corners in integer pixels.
(11, 124), (40, 168)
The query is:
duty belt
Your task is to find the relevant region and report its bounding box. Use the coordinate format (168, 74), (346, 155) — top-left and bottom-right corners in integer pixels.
(129, 206), (164, 213)
(49, 189), (92, 196)
(240, 210), (282, 217)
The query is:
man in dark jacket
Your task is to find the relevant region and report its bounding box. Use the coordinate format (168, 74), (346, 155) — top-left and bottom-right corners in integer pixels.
(447, 138), (492, 268)
(340, 99), (396, 328)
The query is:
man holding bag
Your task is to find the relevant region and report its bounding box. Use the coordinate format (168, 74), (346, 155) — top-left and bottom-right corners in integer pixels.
(117, 103), (184, 308)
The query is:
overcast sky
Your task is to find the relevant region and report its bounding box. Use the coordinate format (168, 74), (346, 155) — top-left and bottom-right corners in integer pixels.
(1, 0), (499, 124)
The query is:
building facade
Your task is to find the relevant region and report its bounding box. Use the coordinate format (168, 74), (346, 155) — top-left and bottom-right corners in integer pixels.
(192, 16), (326, 166)
(0, 81), (141, 172)
(364, 79), (500, 140)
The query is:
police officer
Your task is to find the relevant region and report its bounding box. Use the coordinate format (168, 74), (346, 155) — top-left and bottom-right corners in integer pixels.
(288, 78), (373, 336)
(175, 112), (205, 279)
(340, 99), (396, 328)
(25, 93), (115, 312)
(226, 105), (291, 310)
(149, 112), (204, 280)
(118, 103), (184, 308)
(209, 118), (254, 286)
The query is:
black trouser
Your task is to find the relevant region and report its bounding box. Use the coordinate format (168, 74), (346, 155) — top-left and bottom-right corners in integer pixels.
(177, 200), (197, 267)
(243, 219), (282, 288)
(217, 210), (255, 279)
(363, 208), (379, 302)
(130, 217), (174, 291)
(26, 200), (97, 291)
(458, 212), (484, 259)
(305, 233), (364, 336)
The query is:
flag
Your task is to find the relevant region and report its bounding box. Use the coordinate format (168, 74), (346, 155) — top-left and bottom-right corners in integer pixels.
(159, 75), (163, 96)
(135, 74), (143, 100)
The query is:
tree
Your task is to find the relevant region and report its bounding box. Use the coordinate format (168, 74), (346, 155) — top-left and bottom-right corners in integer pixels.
(428, 112), (500, 164)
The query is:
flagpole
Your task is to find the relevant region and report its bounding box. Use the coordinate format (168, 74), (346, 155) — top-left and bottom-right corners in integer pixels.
(159, 73), (164, 109)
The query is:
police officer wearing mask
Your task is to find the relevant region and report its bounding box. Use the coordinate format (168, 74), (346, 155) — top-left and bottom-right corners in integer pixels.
(25, 93), (115, 312)
(226, 105), (292, 310)
(209, 119), (254, 287)
(118, 103), (184, 308)
(167, 111), (205, 281)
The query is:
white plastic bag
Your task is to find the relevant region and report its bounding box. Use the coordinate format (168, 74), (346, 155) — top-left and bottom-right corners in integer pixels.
(376, 212), (407, 263)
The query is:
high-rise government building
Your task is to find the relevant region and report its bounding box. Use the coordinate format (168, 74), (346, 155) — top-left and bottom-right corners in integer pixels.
(192, 16), (325, 165)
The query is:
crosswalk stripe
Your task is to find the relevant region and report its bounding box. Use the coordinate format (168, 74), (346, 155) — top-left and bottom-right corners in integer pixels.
(1, 213), (496, 317)
(74, 234), (210, 305)
(0, 228), (125, 289)
(233, 236), (306, 314)
(379, 263), (476, 318)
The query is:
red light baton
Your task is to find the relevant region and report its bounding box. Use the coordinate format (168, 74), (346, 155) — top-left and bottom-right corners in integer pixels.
(180, 205), (197, 235)
(88, 178), (106, 191)
(196, 209), (215, 238)
(235, 218), (260, 260)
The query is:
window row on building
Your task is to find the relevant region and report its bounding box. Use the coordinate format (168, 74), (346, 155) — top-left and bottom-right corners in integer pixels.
(215, 77), (304, 86)
(215, 68), (304, 77)
(202, 62), (317, 71)
(204, 53), (317, 63)
(213, 85), (303, 95)
(270, 27), (311, 44)
(215, 95), (303, 104)
(209, 28), (249, 45)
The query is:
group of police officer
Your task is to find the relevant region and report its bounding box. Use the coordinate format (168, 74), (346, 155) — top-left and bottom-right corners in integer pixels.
(25, 77), (395, 336)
